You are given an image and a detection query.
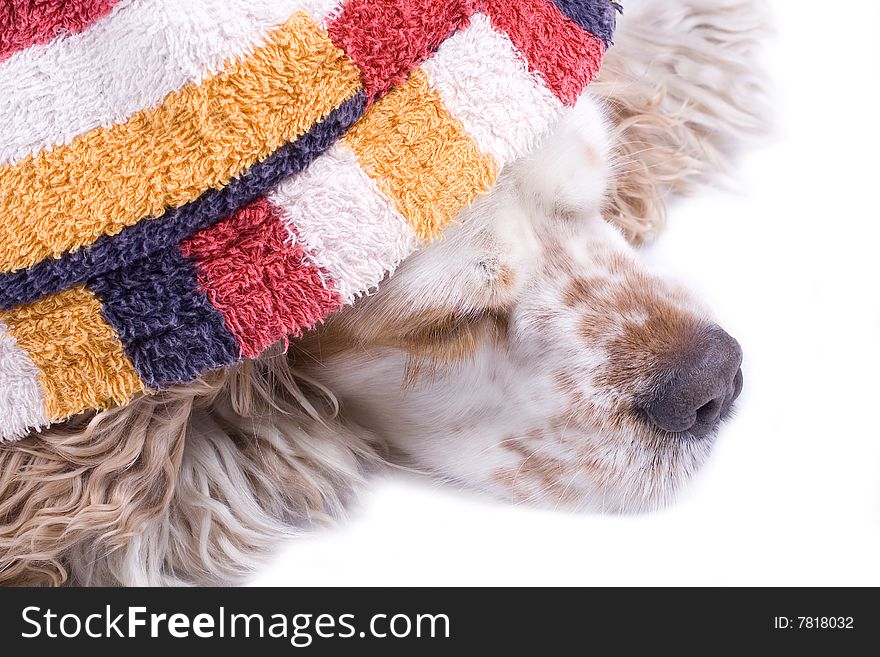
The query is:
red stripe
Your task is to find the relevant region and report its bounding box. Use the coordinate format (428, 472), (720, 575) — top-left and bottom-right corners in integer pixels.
(328, 0), (477, 103)
(180, 198), (341, 360)
(0, 0), (120, 63)
(483, 0), (604, 106)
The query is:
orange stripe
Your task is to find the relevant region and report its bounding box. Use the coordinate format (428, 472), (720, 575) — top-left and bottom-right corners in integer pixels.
(0, 286), (144, 422)
(342, 68), (498, 239)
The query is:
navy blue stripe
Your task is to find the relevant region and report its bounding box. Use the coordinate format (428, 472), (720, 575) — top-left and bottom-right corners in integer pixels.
(0, 91), (367, 312)
(89, 246), (240, 390)
(551, 0), (620, 47)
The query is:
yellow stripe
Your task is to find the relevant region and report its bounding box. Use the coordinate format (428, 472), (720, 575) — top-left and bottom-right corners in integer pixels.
(0, 286), (145, 422)
(0, 12), (362, 274)
(342, 68), (498, 239)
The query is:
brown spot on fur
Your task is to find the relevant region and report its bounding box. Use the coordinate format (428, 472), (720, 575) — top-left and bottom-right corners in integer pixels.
(494, 264), (516, 290)
(490, 469), (530, 502)
(539, 234), (576, 277)
(601, 251), (631, 276)
(496, 438), (596, 506)
(578, 314), (607, 343)
(526, 427), (545, 442)
(600, 295), (695, 387)
(563, 277), (593, 308)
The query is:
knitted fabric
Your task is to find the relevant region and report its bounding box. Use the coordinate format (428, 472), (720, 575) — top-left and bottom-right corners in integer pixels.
(0, 0), (619, 441)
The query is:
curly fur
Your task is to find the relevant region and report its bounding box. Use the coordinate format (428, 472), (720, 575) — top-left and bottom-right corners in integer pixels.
(0, 350), (380, 586)
(593, 0), (771, 243)
(0, 0), (770, 586)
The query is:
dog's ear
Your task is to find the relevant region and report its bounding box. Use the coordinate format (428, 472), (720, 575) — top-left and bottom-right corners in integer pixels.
(592, 0), (771, 245)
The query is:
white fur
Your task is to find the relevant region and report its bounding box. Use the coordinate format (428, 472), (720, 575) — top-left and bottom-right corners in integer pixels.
(422, 13), (563, 168)
(270, 144), (421, 304)
(0, 0), (344, 166)
(514, 93), (614, 216)
(0, 320), (47, 442)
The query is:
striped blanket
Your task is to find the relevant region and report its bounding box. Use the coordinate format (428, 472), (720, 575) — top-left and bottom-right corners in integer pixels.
(0, 0), (618, 441)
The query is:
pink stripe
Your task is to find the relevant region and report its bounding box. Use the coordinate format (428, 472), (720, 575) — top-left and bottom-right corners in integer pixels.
(328, 0), (477, 103)
(180, 197), (341, 360)
(0, 0), (120, 63)
(483, 0), (604, 106)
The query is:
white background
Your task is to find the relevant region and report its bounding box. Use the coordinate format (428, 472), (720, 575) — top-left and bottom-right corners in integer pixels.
(252, 1), (880, 586)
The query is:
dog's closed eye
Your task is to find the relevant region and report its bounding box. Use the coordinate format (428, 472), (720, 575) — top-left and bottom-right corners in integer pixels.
(396, 309), (510, 386)
(398, 309), (509, 354)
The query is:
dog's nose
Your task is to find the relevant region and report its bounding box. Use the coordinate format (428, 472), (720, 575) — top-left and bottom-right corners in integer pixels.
(643, 325), (743, 438)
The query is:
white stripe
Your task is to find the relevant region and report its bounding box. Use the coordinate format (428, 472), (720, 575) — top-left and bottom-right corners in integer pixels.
(0, 0), (345, 166)
(269, 144), (421, 306)
(0, 320), (48, 442)
(421, 13), (563, 169)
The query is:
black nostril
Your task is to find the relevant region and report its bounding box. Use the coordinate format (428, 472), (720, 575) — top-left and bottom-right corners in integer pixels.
(642, 325), (743, 439)
(696, 398), (722, 424)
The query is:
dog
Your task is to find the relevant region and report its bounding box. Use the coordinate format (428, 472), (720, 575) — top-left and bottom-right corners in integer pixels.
(0, 0), (769, 585)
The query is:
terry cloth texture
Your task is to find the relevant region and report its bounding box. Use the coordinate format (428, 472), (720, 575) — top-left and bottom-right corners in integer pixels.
(0, 0), (619, 441)
(0, 1), (121, 63)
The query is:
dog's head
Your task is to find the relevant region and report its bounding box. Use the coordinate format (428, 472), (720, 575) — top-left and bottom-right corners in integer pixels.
(296, 94), (743, 512)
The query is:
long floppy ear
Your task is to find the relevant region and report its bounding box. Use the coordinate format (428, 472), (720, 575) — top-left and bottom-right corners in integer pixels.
(591, 0), (772, 245)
